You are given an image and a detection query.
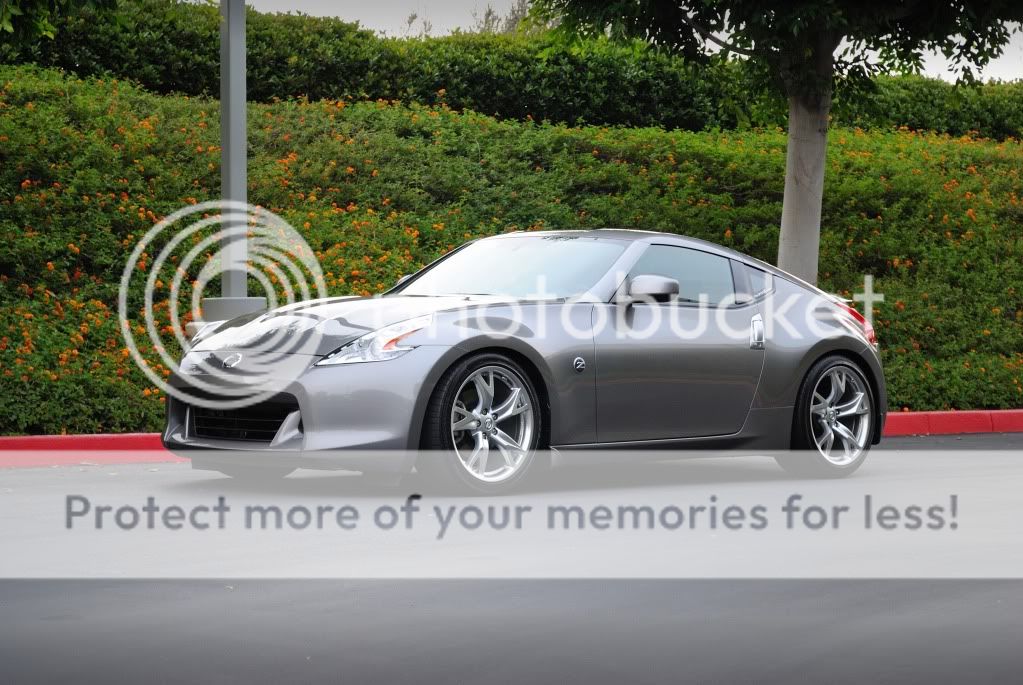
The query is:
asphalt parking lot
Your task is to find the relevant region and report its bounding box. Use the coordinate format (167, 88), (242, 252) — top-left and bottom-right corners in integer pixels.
(1, 433), (1021, 683)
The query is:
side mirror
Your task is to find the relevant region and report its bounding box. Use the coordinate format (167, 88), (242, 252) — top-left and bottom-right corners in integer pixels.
(627, 274), (679, 304)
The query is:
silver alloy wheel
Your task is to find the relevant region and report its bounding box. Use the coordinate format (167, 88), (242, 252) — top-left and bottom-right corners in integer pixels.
(450, 365), (535, 483)
(809, 366), (872, 466)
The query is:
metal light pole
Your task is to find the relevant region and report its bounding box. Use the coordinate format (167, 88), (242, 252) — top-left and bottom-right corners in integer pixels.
(201, 0), (266, 322)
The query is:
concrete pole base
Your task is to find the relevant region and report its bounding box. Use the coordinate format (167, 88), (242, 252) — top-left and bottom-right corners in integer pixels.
(200, 296), (267, 322)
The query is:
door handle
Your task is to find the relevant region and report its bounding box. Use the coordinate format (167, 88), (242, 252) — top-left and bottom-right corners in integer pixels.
(749, 314), (765, 350)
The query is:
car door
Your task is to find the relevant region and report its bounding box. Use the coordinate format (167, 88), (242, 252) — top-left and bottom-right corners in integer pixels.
(593, 244), (765, 442)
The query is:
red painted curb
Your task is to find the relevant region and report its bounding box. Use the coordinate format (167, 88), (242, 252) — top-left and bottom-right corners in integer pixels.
(992, 411), (1023, 433)
(883, 410), (1023, 437)
(0, 433), (164, 451)
(0, 433), (182, 468)
(884, 412), (930, 436)
(0, 450), (186, 468)
(1, 410), (1021, 468)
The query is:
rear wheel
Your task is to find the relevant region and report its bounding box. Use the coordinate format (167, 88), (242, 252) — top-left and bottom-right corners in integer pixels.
(419, 353), (543, 494)
(777, 356), (874, 478)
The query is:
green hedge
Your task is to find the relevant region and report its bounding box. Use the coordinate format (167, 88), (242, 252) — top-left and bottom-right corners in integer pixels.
(1, 65), (1022, 434)
(1, 0), (730, 131)
(832, 75), (1023, 142)
(4, 0), (1023, 138)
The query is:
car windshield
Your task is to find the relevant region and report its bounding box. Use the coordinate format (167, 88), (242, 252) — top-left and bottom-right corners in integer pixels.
(397, 236), (627, 299)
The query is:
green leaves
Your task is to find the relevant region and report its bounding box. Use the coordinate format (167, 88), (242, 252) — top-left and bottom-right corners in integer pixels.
(535, 1), (1023, 100)
(0, 0), (116, 46)
(2, 65), (1022, 431)
(5, 1), (1022, 138)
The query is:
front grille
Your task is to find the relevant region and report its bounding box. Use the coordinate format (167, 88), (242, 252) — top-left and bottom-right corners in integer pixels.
(189, 395), (299, 443)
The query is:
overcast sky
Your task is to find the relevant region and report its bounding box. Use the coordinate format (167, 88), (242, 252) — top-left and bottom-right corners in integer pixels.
(248, 0), (1023, 82)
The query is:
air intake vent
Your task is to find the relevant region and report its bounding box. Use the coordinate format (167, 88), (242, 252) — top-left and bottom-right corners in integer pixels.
(189, 395), (299, 443)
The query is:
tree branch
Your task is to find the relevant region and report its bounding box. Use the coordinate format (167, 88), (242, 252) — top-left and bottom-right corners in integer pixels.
(884, 0), (927, 22)
(677, 14), (759, 58)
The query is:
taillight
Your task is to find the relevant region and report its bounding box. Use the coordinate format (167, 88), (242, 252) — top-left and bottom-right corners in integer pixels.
(837, 301), (877, 345)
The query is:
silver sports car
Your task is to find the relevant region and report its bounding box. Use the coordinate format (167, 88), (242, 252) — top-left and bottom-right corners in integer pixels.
(164, 230), (886, 493)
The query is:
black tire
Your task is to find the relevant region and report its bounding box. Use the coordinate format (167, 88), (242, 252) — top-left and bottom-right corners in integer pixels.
(418, 352), (544, 495)
(776, 355), (875, 478)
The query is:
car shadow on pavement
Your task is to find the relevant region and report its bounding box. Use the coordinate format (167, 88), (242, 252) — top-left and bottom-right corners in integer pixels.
(163, 455), (800, 500)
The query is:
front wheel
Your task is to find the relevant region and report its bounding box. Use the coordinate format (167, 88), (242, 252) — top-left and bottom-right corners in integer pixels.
(418, 353), (543, 494)
(776, 356), (875, 478)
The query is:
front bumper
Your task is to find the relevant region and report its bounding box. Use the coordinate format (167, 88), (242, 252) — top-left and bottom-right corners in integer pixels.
(163, 345), (455, 473)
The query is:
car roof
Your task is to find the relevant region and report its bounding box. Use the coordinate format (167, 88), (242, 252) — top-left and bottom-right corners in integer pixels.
(480, 228), (817, 293)
(487, 228), (662, 242)
(482, 228), (751, 264)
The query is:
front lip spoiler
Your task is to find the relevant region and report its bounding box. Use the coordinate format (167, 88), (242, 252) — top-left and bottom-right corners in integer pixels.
(163, 439), (415, 474)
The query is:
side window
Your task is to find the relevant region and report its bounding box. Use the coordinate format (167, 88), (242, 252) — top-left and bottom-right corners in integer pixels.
(629, 245), (736, 304)
(747, 265), (771, 297)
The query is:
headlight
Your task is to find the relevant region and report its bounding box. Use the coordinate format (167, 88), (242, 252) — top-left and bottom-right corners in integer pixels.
(315, 314), (434, 366)
(188, 320), (226, 346)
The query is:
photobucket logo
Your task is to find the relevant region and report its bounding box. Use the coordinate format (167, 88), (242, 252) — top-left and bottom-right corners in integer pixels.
(117, 201), (327, 409)
(417, 272), (882, 348)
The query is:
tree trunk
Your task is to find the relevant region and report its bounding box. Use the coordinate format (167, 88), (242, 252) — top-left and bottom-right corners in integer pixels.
(777, 94), (831, 285)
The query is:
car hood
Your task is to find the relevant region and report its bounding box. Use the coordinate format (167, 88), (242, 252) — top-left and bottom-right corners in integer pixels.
(190, 294), (506, 356)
